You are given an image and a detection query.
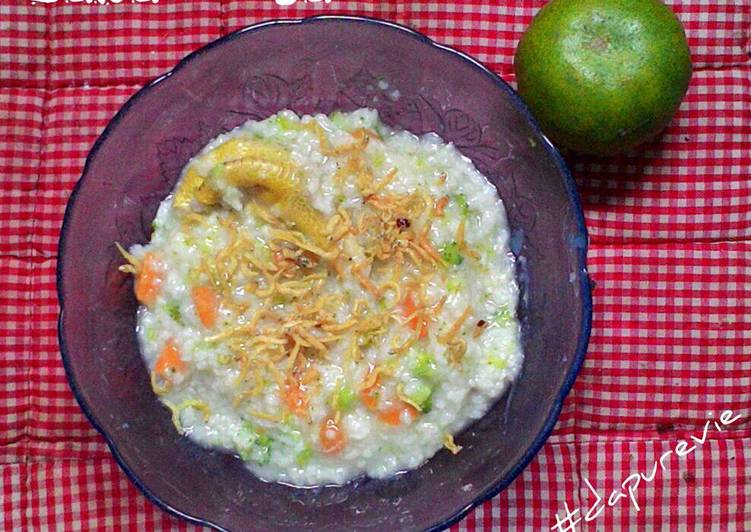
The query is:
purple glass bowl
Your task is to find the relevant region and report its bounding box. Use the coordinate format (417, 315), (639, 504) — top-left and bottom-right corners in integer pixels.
(57, 16), (591, 531)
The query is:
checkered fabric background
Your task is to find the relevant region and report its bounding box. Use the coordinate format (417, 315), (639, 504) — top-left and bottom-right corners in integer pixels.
(1, 1), (749, 530)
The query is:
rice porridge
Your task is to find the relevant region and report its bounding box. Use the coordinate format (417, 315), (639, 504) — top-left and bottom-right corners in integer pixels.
(119, 109), (523, 486)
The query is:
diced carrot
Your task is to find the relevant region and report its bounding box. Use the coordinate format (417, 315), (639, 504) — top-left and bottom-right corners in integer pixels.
(402, 292), (428, 339)
(191, 285), (218, 328)
(359, 384), (380, 411)
(134, 252), (162, 307)
(378, 400), (418, 426)
(434, 195), (449, 216)
(283, 376), (309, 418)
(320, 416), (346, 454)
(154, 339), (186, 377)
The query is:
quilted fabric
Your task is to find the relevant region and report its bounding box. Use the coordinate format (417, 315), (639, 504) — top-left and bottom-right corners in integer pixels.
(1, 1), (749, 530)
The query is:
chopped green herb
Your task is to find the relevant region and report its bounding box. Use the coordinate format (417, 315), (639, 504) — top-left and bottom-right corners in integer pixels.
(446, 276), (464, 293)
(494, 306), (513, 326)
(198, 240), (213, 255)
(487, 356), (508, 370)
(145, 326), (157, 342)
(455, 193), (471, 217)
(257, 433), (272, 448)
(335, 194), (347, 204)
(165, 302), (183, 325)
(296, 447), (313, 467)
(239, 424), (273, 465)
(440, 241), (463, 266)
(371, 152), (385, 168)
(277, 115), (302, 131)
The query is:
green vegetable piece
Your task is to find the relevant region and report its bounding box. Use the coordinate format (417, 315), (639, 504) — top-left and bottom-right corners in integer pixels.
(487, 356), (508, 370)
(494, 306), (513, 326)
(415, 156), (429, 171)
(257, 434), (272, 449)
(198, 240), (212, 255)
(330, 111), (348, 129)
(208, 164), (225, 181)
(277, 115), (302, 131)
(446, 276), (464, 293)
(239, 424), (272, 465)
(405, 380), (433, 413)
(335, 194), (346, 204)
(335, 385), (357, 412)
(456, 193), (471, 216)
(412, 352), (437, 380)
(296, 447), (313, 467)
(254, 435), (272, 465)
(371, 152), (385, 169)
(165, 301), (183, 325)
(145, 326), (157, 342)
(441, 241), (463, 266)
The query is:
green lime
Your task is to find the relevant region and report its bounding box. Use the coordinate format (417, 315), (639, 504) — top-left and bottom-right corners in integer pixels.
(514, 0), (692, 156)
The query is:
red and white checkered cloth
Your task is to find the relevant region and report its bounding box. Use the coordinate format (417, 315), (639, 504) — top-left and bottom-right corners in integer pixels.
(1, 1), (749, 530)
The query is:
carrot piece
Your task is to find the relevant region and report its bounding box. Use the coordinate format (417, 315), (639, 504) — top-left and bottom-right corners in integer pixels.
(434, 195), (449, 216)
(191, 285), (218, 328)
(320, 416), (346, 454)
(402, 292), (428, 339)
(134, 252), (162, 307)
(359, 384), (380, 411)
(378, 400), (418, 426)
(154, 339), (186, 377)
(283, 376), (309, 418)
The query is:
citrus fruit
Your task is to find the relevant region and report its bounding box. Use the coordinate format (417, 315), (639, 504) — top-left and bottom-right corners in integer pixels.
(514, 0), (692, 156)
